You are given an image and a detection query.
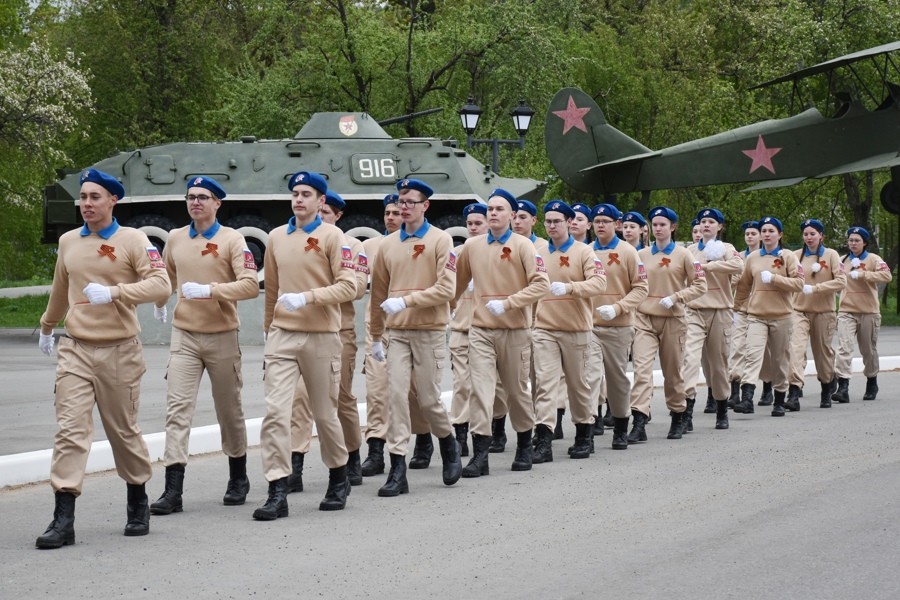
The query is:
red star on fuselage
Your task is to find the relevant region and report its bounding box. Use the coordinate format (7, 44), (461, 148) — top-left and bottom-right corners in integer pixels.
(553, 96), (591, 135)
(742, 135), (782, 174)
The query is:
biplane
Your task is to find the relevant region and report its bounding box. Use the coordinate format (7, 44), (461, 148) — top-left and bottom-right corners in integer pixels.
(544, 41), (900, 209)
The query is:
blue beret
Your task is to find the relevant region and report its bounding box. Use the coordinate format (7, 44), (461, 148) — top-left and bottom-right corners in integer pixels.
(590, 204), (621, 221)
(648, 206), (678, 224)
(759, 216), (783, 232)
(516, 200), (537, 216)
(544, 200), (576, 220)
(289, 171), (327, 195)
(571, 203), (591, 218)
(80, 169), (125, 200)
(623, 211), (647, 227)
(488, 188), (518, 213)
(464, 203), (487, 217)
(397, 178), (433, 198)
(325, 191), (345, 210)
(800, 219), (824, 233)
(847, 226), (870, 241)
(187, 175), (226, 200)
(697, 207), (724, 224)
(742, 220), (760, 231)
(383, 193), (399, 206)
(691, 218), (700, 227)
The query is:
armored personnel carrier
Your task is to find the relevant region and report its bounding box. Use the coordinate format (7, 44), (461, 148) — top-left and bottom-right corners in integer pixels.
(42, 111), (546, 279)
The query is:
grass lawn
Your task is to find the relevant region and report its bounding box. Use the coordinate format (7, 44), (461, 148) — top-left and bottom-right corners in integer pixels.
(0, 294), (50, 328)
(0, 278), (52, 289)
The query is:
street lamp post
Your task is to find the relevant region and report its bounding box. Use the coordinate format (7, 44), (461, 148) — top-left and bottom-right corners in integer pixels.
(458, 98), (535, 174)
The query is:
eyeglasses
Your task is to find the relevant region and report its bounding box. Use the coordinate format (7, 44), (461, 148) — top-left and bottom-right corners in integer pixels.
(544, 219), (566, 226)
(397, 199), (427, 208)
(186, 194), (214, 203)
(593, 219), (615, 225)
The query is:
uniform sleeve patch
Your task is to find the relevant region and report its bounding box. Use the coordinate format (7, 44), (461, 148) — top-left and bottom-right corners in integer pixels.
(594, 258), (606, 276)
(796, 264), (805, 279)
(839, 262), (845, 273)
(341, 261), (355, 270)
(637, 262), (647, 281)
(878, 261), (890, 272)
(243, 249), (258, 270)
(693, 261), (706, 278)
(342, 246), (352, 261)
(535, 254), (547, 273)
(356, 252), (370, 274)
(147, 246), (166, 269)
(445, 250), (457, 272)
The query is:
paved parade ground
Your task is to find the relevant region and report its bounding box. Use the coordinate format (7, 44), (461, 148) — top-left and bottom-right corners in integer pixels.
(1, 325), (900, 597)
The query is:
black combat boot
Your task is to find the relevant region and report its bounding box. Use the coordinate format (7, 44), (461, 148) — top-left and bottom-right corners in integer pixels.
(533, 424), (554, 464)
(727, 380), (740, 409)
(124, 483), (150, 536)
(683, 398), (695, 433)
(511, 430), (533, 471)
(570, 424), (593, 459)
(863, 376), (879, 400)
(602, 404), (615, 428)
(35, 491), (76, 549)
(593, 411), (605, 436)
(408, 433), (433, 469)
(360, 438), (385, 476)
(758, 381), (774, 406)
(223, 455), (250, 505)
(832, 377), (850, 403)
(733, 383), (756, 414)
(785, 385), (801, 411)
(346, 448), (363, 486)
(704, 388), (716, 413)
(667, 411), (685, 440)
(554, 408), (565, 439)
(489, 415), (507, 453)
(462, 434), (491, 478)
(378, 454), (409, 496)
(453, 422), (469, 457)
(612, 416), (629, 450)
(286, 452), (305, 493)
(438, 434), (462, 485)
(771, 390), (786, 417)
(319, 465), (351, 511)
(627, 411), (648, 443)
(715, 400), (729, 430)
(150, 464), (184, 515)
(253, 478), (288, 520)
(819, 379), (833, 408)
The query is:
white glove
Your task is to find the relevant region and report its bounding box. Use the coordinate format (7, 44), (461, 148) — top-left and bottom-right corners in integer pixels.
(659, 296), (674, 309)
(372, 341), (385, 362)
(803, 284), (814, 295)
(467, 279), (474, 292)
(83, 282), (112, 304)
(278, 292), (307, 311)
(450, 311), (456, 321)
(381, 297), (407, 315)
(486, 300), (506, 316)
(703, 240), (726, 262)
(851, 270), (861, 280)
(597, 305), (617, 321)
(39, 332), (54, 356)
(851, 257), (861, 268)
(760, 270), (773, 284)
(810, 262), (821, 273)
(154, 306), (167, 323)
(550, 282), (568, 296)
(182, 282), (211, 299)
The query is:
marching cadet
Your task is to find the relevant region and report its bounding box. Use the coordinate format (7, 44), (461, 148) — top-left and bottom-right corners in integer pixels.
(368, 178), (463, 497)
(449, 203), (490, 456)
(622, 211), (648, 251)
(149, 176), (259, 516)
(255, 171), (357, 520)
(788, 219), (846, 409)
(732, 217), (804, 417)
(628, 207), (707, 443)
(569, 202), (593, 245)
(691, 219), (702, 244)
(36, 169), (170, 548)
(286, 191), (368, 492)
(454, 188), (549, 476)
(532, 201), (607, 460)
(833, 227), (892, 402)
(590, 204), (648, 449)
(683, 208), (743, 431)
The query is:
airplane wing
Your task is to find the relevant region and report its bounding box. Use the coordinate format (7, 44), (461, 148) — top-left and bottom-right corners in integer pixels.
(742, 152), (900, 191)
(751, 40), (900, 90)
(742, 177), (808, 191)
(578, 150), (662, 172)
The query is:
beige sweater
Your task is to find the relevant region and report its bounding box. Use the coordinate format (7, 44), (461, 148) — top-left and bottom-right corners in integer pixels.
(636, 243), (708, 317)
(590, 238), (649, 327)
(838, 251), (892, 314)
(733, 248), (804, 320)
(534, 238), (607, 332)
(792, 247), (845, 313)
(687, 241), (743, 310)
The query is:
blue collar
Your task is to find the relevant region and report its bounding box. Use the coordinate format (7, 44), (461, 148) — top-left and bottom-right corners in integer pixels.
(803, 245), (824, 257)
(287, 215), (322, 235)
(549, 235), (575, 254)
(650, 240), (675, 255)
(744, 248), (753, 257)
(594, 236), (620, 251)
(189, 219), (220, 240)
(636, 241), (644, 251)
(529, 233), (537, 243)
(850, 250), (869, 260)
(487, 228), (513, 244)
(760, 246), (780, 256)
(697, 238), (717, 251)
(79, 218), (119, 240)
(400, 219), (431, 241)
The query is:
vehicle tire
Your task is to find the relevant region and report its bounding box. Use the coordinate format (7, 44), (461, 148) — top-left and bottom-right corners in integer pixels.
(227, 215), (272, 287)
(124, 214), (177, 254)
(433, 213), (469, 246)
(339, 214), (383, 242)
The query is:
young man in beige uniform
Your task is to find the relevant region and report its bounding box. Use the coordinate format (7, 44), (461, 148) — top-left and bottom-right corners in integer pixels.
(36, 169), (171, 548)
(533, 201), (607, 460)
(255, 171), (357, 520)
(369, 178), (462, 496)
(454, 188), (549, 476)
(589, 204), (648, 450)
(150, 176), (260, 516)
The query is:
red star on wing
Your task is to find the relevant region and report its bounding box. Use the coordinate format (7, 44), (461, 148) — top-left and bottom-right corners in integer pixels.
(742, 135), (782, 174)
(552, 95), (591, 135)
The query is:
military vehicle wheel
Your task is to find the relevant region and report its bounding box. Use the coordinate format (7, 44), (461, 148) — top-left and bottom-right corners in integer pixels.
(433, 214), (468, 246)
(125, 214), (176, 254)
(340, 214), (382, 242)
(227, 215), (271, 286)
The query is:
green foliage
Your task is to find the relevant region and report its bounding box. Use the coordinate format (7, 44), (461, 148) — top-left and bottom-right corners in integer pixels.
(0, 294), (49, 328)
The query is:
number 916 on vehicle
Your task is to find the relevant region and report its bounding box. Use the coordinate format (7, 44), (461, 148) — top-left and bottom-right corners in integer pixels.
(350, 154), (398, 184)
